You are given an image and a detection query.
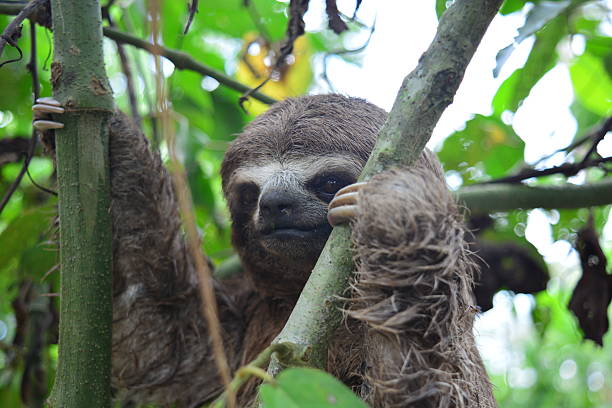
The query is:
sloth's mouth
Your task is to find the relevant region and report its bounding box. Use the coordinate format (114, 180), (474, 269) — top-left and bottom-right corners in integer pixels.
(261, 223), (332, 241)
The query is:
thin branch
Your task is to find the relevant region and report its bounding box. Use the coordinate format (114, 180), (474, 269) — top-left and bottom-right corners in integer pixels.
(0, 20), (39, 216)
(183, 0), (199, 34)
(485, 116), (612, 184)
(321, 19), (375, 92)
(102, 27), (276, 105)
(102, 7), (142, 128)
(580, 116), (612, 164)
(458, 178), (612, 212)
(211, 342), (307, 408)
(482, 156), (611, 184)
(325, 0), (348, 34)
(0, 0), (46, 59)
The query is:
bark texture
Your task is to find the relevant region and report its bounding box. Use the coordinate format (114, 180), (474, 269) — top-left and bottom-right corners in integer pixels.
(47, 0), (115, 407)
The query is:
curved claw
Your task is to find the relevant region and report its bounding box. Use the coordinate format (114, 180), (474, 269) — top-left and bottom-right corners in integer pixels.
(36, 97), (62, 106)
(32, 97), (65, 131)
(33, 120), (64, 130)
(327, 182), (367, 226)
(33, 103), (65, 115)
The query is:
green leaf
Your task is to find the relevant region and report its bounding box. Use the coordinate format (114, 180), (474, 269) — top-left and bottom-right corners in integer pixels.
(516, 1), (570, 44)
(493, 1), (568, 77)
(435, 0), (448, 20)
(200, 0), (288, 41)
(0, 210), (49, 271)
(492, 17), (565, 114)
(570, 99), (602, 139)
(499, 0), (527, 15)
(259, 368), (369, 408)
(437, 115), (524, 184)
(570, 52), (612, 116)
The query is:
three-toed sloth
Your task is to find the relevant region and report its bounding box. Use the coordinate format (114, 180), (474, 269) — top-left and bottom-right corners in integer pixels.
(36, 94), (495, 407)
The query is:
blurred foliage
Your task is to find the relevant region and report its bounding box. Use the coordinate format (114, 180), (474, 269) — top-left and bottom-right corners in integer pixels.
(0, 0), (611, 407)
(259, 367), (369, 408)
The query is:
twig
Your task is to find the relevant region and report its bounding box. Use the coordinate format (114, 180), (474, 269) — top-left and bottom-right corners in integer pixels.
(484, 116), (612, 184)
(210, 342), (306, 408)
(183, 0), (198, 34)
(149, 2), (234, 407)
(321, 19), (375, 92)
(120, 12), (160, 146)
(325, 0), (348, 34)
(103, 27), (276, 105)
(102, 6), (141, 128)
(482, 156), (611, 184)
(0, 20), (39, 216)
(0, 0), (46, 60)
(580, 116), (612, 165)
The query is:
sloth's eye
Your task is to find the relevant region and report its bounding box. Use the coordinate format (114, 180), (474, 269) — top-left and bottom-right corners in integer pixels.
(320, 178), (341, 194)
(311, 174), (353, 202)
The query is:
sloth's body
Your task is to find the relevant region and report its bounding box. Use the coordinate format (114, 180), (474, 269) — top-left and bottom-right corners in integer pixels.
(39, 94), (495, 407)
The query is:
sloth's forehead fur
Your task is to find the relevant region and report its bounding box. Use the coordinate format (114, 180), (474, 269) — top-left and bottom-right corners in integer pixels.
(221, 94), (387, 191)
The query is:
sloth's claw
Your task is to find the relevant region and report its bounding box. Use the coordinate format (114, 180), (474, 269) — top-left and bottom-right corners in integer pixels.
(36, 97), (62, 106)
(33, 120), (64, 130)
(328, 182), (367, 226)
(32, 97), (65, 130)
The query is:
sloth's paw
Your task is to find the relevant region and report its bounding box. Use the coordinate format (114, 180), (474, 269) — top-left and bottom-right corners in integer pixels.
(32, 97), (65, 131)
(327, 181), (367, 226)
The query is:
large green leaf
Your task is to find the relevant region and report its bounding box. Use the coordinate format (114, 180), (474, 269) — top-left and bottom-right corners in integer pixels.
(259, 368), (369, 408)
(570, 52), (612, 116)
(437, 115), (524, 184)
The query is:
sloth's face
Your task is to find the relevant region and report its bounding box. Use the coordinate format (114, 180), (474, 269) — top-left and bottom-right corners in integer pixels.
(225, 156), (360, 275)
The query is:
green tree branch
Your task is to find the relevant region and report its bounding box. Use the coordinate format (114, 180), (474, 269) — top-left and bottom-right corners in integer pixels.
(46, 0), (114, 406)
(458, 178), (612, 212)
(267, 0), (504, 376)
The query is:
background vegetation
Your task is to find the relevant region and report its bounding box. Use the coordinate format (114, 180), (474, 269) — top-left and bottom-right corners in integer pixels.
(0, 0), (610, 406)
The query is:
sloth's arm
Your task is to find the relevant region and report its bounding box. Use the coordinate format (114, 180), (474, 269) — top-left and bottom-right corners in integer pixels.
(34, 103), (244, 406)
(346, 162), (496, 408)
(107, 112), (245, 406)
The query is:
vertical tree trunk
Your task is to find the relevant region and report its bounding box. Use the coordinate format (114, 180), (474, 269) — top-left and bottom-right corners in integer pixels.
(47, 1), (114, 407)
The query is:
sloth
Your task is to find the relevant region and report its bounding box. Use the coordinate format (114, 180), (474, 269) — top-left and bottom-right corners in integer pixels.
(34, 94), (495, 407)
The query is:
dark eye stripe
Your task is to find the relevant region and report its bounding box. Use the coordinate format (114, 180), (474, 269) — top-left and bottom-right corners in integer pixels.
(309, 173), (355, 202)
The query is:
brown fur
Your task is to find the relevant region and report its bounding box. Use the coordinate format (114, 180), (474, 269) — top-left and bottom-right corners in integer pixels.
(100, 94), (496, 407)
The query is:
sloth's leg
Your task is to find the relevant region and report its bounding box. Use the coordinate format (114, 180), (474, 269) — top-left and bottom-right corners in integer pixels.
(32, 99), (245, 407)
(346, 166), (495, 408)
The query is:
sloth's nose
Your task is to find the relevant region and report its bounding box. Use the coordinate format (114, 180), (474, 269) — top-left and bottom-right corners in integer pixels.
(259, 190), (296, 219)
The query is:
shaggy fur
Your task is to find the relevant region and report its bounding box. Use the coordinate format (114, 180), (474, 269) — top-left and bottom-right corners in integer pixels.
(97, 94), (496, 407)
